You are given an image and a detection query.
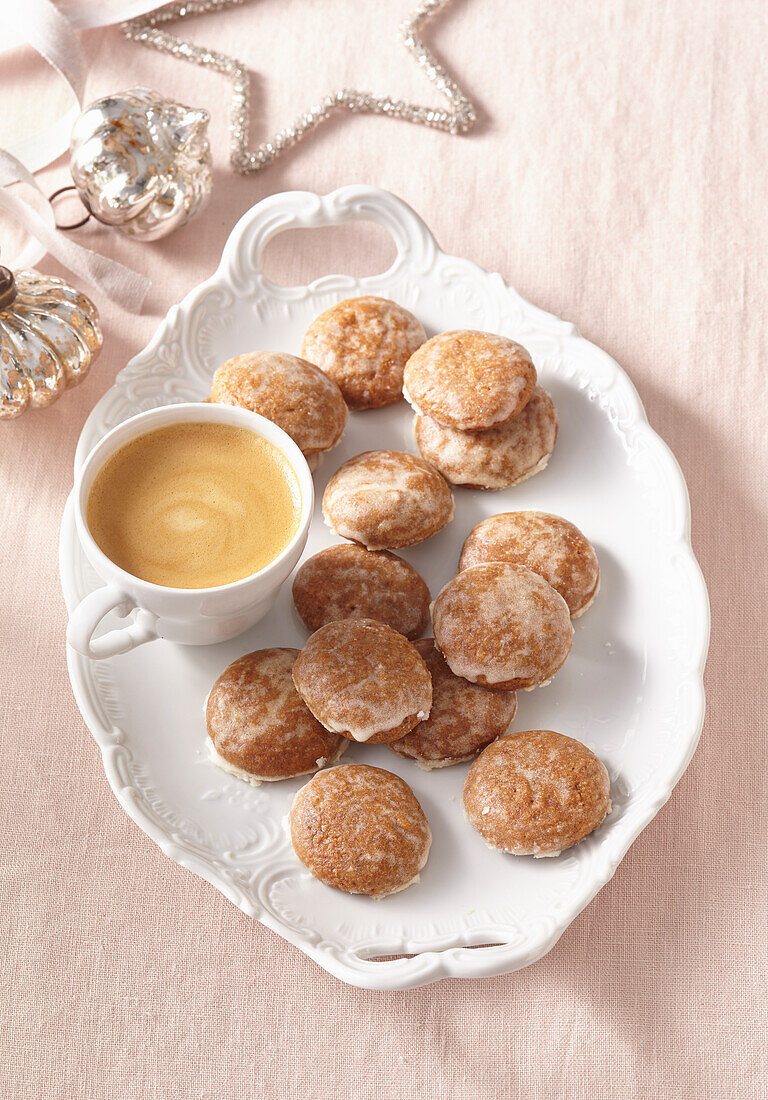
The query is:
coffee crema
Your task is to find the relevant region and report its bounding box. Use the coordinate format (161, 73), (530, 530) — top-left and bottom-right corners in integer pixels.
(87, 422), (301, 589)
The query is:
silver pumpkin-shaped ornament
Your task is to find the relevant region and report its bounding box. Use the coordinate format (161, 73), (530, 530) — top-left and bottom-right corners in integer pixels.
(70, 87), (213, 241)
(0, 267), (102, 420)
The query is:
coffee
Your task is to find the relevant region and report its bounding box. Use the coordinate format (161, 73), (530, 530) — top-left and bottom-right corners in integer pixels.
(87, 422), (301, 588)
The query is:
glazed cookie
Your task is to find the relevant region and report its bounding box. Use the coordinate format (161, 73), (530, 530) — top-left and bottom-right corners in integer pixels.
(432, 563), (573, 691)
(292, 618), (432, 743)
(289, 764), (431, 897)
(322, 449), (454, 550)
(403, 330), (537, 431)
(389, 639), (518, 769)
(459, 511), (599, 617)
(463, 730), (611, 856)
(206, 648), (346, 783)
(210, 351), (347, 470)
(413, 386), (557, 490)
(292, 543), (430, 639)
(301, 296), (426, 409)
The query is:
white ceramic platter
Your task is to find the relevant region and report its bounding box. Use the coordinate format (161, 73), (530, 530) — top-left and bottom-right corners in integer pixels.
(60, 186), (709, 989)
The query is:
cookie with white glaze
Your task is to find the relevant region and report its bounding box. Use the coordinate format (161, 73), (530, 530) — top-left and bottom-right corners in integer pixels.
(322, 449), (454, 550)
(389, 639), (518, 769)
(292, 543), (430, 639)
(404, 330), (537, 431)
(463, 730), (611, 856)
(210, 351), (347, 470)
(292, 618), (432, 743)
(301, 296), (425, 409)
(206, 648), (346, 783)
(431, 563), (573, 691)
(290, 764), (431, 896)
(459, 511), (599, 616)
(413, 386), (557, 490)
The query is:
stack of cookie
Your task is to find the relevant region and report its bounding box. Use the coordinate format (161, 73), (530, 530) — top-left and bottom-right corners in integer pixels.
(404, 330), (558, 490)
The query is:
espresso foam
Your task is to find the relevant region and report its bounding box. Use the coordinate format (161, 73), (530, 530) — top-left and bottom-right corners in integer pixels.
(87, 422), (301, 588)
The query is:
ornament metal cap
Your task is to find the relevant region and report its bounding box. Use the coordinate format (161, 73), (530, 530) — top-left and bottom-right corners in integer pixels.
(0, 266), (17, 311)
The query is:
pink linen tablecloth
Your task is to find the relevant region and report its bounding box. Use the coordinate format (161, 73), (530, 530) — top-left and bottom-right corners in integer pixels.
(1, 2), (766, 1096)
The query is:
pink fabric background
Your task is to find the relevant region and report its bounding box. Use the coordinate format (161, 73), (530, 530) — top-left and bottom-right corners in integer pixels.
(2, 2), (766, 1096)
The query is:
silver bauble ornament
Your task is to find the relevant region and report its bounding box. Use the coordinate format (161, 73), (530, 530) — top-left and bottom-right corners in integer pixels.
(69, 87), (213, 241)
(0, 267), (102, 420)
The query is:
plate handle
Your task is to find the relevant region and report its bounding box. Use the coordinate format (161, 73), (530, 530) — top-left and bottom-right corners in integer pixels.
(223, 185), (440, 285)
(67, 584), (158, 660)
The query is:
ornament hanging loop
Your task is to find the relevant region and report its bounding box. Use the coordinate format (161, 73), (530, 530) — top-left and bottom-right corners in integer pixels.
(48, 185), (92, 231)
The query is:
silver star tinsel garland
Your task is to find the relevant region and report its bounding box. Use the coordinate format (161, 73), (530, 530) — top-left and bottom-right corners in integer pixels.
(121, 0), (477, 174)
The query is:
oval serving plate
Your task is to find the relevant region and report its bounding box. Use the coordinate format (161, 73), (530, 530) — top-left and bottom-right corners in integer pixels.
(60, 185), (709, 989)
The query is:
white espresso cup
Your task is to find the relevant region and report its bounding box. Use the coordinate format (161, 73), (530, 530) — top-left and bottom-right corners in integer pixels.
(67, 402), (314, 659)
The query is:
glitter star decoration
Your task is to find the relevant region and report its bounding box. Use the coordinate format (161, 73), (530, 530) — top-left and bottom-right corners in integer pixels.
(122, 0), (477, 173)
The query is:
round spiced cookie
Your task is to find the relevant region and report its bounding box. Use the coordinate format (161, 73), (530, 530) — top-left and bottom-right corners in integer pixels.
(463, 730), (611, 856)
(289, 764), (431, 897)
(209, 351), (347, 470)
(206, 648), (346, 783)
(301, 296), (425, 409)
(322, 449), (454, 550)
(292, 618), (432, 743)
(403, 330), (537, 431)
(432, 563), (573, 691)
(389, 639), (518, 769)
(292, 543), (430, 640)
(413, 386), (557, 490)
(459, 511), (600, 617)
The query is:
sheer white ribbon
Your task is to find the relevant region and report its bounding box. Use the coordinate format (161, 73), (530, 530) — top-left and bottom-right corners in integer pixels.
(0, 0), (85, 172)
(1, 0), (166, 171)
(0, 0), (163, 310)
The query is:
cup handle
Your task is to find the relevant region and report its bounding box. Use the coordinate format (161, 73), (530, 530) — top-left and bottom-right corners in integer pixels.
(67, 584), (158, 659)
